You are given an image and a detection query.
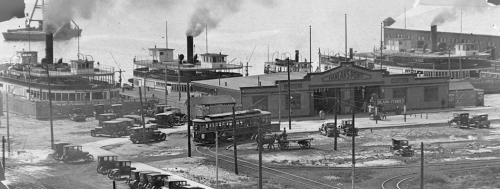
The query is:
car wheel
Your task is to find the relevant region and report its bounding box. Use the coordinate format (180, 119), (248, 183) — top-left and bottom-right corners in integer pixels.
(113, 172), (121, 180)
(85, 154), (94, 162)
(97, 165), (103, 173)
(160, 134), (166, 141)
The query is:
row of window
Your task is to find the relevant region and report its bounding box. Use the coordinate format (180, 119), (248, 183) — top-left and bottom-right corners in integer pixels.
(26, 90), (118, 101)
(252, 94), (302, 111)
(194, 115), (271, 131)
(387, 33), (498, 47)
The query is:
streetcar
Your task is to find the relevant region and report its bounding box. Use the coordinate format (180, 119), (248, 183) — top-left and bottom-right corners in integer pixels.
(192, 109), (272, 144)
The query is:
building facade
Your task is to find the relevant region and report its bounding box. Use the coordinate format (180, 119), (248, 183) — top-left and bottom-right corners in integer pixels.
(193, 62), (450, 118)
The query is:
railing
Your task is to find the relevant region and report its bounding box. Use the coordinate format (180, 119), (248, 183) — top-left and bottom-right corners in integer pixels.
(134, 60), (243, 70)
(133, 70), (242, 83)
(0, 75), (116, 90)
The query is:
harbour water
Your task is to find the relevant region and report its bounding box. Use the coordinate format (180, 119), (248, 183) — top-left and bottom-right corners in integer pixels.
(0, 0), (413, 81)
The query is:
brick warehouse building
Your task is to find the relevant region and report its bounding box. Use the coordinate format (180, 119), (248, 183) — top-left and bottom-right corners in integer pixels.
(192, 62), (449, 118)
(384, 0), (500, 60)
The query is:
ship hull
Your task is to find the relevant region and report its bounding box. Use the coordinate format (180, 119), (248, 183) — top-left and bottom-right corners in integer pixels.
(2, 29), (82, 41)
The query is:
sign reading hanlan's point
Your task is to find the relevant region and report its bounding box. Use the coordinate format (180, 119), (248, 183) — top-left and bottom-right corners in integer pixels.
(322, 69), (372, 81)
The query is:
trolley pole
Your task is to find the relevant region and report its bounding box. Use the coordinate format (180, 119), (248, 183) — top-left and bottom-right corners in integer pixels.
(187, 82), (191, 157)
(421, 142), (424, 189)
(334, 99), (338, 151)
(404, 97), (407, 122)
(138, 87), (146, 144)
(351, 109), (355, 189)
(258, 122), (263, 189)
(232, 106), (238, 174)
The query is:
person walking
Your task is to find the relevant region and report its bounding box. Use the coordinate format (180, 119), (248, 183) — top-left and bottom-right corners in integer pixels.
(382, 111), (387, 120)
(441, 98), (446, 109)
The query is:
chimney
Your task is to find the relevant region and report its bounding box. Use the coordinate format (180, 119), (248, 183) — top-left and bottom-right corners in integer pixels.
(295, 50), (299, 62)
(431, 25), (438, 52)
(349, 48), (354, 60)
(45, 33), (54, 64)
(187, 36), (194, 64)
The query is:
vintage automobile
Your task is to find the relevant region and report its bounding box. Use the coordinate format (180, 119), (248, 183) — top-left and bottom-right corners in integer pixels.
(154, 104), (171, 114)
(59, 145), (94, 163)
(144, 173), (170, 189)
(93, 104), (105, 117)
(123, 114), (155, 125)
(91, 120), (128, 138)
(155, 110), (187, 128)
(97, 113), (118, 126)
(52, 142), (71, 160)
(96, 155), (118, 174)
(127, 170), (154, 189)
(129, 127), (167, 144)
(123, 83), (134, 90)
(390, 138), (414, 157)
(470, 114), (491, 128)
(161, 178), (190, 189)
(107, 160), (136, 180)
(319, 123), (339, 137)
(137, 172), (160, 189)
(69, 108), (86, 122)
(340, 120), (358, 136)
(111, 104), (124, 118)
(448, 113), (471, 128)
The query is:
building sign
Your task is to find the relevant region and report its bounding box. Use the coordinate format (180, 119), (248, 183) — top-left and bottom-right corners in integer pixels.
(391, 78), (409, 83)
(377, 98), (405, 104)
(322, 69), (372, 82)
(284, 83), (302, 89)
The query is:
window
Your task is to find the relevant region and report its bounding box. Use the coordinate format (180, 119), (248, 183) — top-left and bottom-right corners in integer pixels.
(252, 96), (268, 111)
(286, 94), (301, 109)
(393, 88), (407, 99)
(160, 52), (164, 55)
(424, 86), (438, 102)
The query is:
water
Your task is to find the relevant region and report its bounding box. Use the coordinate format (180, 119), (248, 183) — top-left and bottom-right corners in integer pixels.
(0, 0), (414, 81)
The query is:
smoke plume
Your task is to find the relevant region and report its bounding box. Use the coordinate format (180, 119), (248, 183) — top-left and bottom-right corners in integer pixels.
(185, 0), (277, 37)
(431, 9), (458, 26)
(0, 0), (25, 22)
(43, 0), (102, 33)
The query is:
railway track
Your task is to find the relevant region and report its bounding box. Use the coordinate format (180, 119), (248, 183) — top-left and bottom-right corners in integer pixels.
(196, 145), (339, 189)
(381, 161), (499, 189)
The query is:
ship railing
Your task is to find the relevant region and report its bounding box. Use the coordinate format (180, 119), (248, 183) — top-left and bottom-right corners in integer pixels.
(0, 74), (116, 90)
(134, 59), (243, 70)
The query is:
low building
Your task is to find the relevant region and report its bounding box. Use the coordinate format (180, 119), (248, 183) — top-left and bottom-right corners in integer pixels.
(193, 62), (450, 118)
(449, 81), (484, 107)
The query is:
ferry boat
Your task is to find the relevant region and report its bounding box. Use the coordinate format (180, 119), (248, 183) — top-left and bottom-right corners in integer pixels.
(133, 36), (243, 93)
(0, 34), (118, 118)
(2, 0), (82, 41)
(264, 50), (312, 74)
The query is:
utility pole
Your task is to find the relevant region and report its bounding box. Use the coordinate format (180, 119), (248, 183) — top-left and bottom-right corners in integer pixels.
(345, 14), (348, 62)
(258, 121), (263, 189)
(351, 109), (356, 189)
(421, 142), (424, 189)
(45, 64), (54, 150)
(334, 99), (338, 150)
(287, 58), (291, 130)
(278, 82), (281, 126)
(404, 97), (407, 122)
(165, 64), (168, 105)
(187, 82), (191, 157)
(309, 25), (312, 73)
(178, 59), (181, 101)
(5, 91), (10, 153)
(138, 87), (146, 144)
(232, 106), (238, 174)
(380, 22), (384, 69)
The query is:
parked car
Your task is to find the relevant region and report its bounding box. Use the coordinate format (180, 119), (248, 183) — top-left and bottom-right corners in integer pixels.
(129, 127), (166, 144)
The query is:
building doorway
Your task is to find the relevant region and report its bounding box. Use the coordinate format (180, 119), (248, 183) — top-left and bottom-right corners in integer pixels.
(353, 85), (380, 113)
(313, 88), (341, 115)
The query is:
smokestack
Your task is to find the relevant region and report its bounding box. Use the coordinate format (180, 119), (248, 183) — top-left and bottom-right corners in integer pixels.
(431, 25), (438, 52)
(349, 48), (354, 60)
(46, 33), (54, 64)
(187, 36), (194, 64)
(295, 50), (299, 62)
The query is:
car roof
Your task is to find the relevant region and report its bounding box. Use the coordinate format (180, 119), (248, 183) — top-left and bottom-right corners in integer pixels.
(111, 104), (122, 106)
(100, 113), (117, 116)
(98, 155), (117, 158)
(166, 178), (186, 182)
(156, 112), (174, 116)
(392, 137), (408, 141)
(103, 120), (124, 124)
(65, 145), (82, 147)
(149, 173), (169, 177)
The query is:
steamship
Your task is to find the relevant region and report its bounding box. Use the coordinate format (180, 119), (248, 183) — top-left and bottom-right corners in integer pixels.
(2, 0), (82, 41)
(376, 25), (495, 79)
(133, 36), (243, 93)
(0, 33), (119, 118)
(263, 50), (312, 74)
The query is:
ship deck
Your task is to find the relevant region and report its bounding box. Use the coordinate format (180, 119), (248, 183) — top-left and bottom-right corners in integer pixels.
(134, 60), (243, 71)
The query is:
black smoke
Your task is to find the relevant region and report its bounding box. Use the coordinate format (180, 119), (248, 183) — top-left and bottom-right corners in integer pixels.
(487, 0), (500, 5)
(0, 0), (25, 22)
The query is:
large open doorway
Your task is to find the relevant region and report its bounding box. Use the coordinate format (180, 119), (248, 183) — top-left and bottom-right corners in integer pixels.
(313, 88), (341, 115)
(353, 85), (380, 113)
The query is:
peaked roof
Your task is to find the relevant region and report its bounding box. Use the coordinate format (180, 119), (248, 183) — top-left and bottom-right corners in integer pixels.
(388, 0), (500, 36)
(188, 95), (236, 106)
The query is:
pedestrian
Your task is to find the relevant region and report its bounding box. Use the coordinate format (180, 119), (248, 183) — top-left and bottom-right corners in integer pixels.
(441, 98), (446, 109)
(319, 110), (325, 120)
(382, 111), (387, 120)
